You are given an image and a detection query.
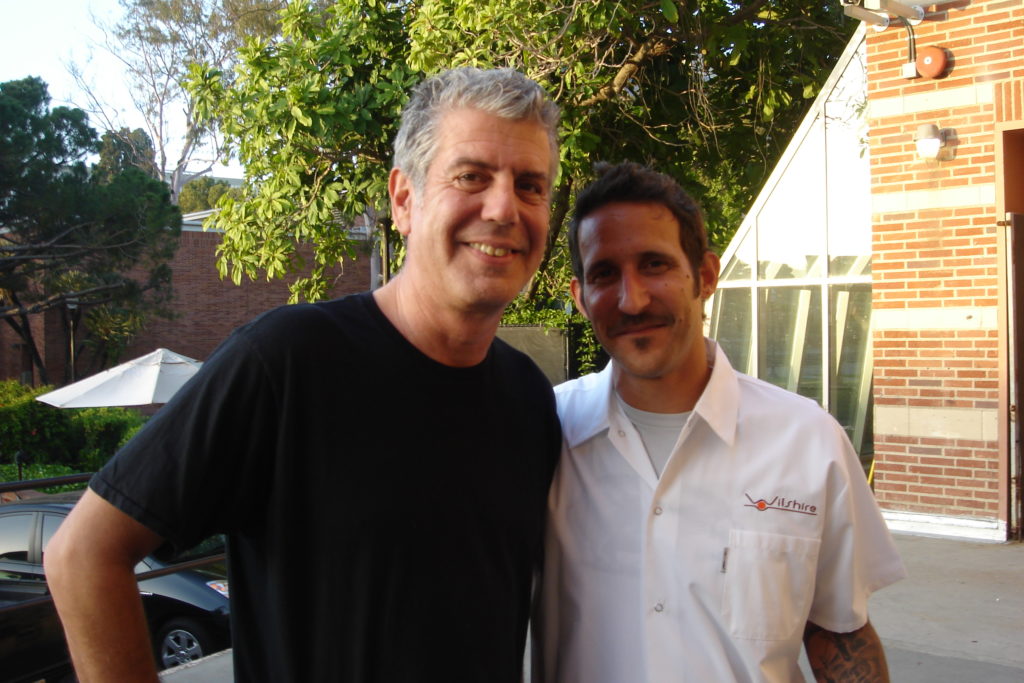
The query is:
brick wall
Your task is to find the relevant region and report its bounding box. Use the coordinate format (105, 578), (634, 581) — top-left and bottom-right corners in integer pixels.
(866, 0), (1023, 522)
(0, 228), (372, 385)
(123, 229), (372, 362)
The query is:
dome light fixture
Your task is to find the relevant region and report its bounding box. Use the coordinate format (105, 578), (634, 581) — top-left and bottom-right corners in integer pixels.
(914, 123), (948, 160)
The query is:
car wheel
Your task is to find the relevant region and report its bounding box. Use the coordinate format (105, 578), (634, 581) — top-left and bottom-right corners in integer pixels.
(156, 618), (212, 669)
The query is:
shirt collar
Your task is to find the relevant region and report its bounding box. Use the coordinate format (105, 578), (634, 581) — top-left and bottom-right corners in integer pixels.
(693, 339), (739, 448)
(555, 338), (739, 449)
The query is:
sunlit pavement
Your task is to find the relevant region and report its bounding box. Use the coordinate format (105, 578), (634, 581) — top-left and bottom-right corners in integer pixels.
(159, 534), (1024, 682)
(801, 533), (1024, 682)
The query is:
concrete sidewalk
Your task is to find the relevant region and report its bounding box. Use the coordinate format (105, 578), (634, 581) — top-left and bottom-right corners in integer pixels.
(162, 533), (1024, 682)
(797, 532), (1024, 681)
(865, 533), (1024, 682)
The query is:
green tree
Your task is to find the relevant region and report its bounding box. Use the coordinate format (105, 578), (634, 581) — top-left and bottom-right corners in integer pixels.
(93, 127), (161, 183)
(189, 0), (415, 302)
(73, 0), (293, 201)
(0, 78), (182, 384)
(178, 175), (238, 213)
(187, 0), (852, 366)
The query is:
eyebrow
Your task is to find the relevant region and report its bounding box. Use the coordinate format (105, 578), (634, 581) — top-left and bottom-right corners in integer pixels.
(584, 251), (678, 275)
(446, 157), (550, 185)
(583, 257), (615, 278)
(638, 250), (679, 262)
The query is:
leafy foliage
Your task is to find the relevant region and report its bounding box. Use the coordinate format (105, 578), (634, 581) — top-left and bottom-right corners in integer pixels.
(0, 380), (145, 472)
(0, 462), (83, 494)
(93, 127), (162, 184)
(188, 0), (416, 301)
(69, 406), (145, 472)
(178, 175), (242, 213)
(187, 0), (853, 368)
(74, 1), (293, 200)
(0, 380), (77, 466)
(1, 78), (182, 383)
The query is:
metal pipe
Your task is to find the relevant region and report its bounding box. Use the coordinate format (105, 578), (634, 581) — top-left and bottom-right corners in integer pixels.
(843, 4), (890, 28)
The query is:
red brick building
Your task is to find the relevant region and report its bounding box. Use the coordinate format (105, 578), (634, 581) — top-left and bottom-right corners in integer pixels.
(711, 1), (1023, 540)
(0, 211), (372, 386)
(863, 0), (1024, 539)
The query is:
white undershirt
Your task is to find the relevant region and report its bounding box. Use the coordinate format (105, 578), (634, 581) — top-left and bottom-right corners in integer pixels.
(617, 396), (689, 478)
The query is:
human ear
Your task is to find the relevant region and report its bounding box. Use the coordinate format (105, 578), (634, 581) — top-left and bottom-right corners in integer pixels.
(388, 168), (414, 236)
(570, 278), (590, 319)
(699, 251), (720, 300)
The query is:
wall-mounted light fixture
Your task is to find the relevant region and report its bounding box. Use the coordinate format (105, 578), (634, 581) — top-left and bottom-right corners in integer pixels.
(914, 123), (948, 160)
(841, 1), (928, 78)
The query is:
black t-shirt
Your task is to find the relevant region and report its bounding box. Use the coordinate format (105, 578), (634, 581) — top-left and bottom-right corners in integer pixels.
(92, 292), (561, 682)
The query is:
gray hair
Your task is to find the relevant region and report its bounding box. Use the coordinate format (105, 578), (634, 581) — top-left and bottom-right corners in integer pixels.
(392, 67), (561, 192)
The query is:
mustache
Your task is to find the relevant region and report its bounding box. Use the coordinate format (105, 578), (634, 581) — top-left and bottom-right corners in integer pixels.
(607, 313), (674, 336)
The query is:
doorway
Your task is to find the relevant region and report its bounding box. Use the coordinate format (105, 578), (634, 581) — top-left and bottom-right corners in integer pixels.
(1003, 126), (1024, 541)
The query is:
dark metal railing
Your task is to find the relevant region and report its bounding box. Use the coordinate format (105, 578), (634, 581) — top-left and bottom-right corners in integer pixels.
(0, 472), (92, 495)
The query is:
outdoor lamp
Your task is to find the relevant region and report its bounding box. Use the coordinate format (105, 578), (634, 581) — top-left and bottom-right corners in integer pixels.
(914, 123), (945, 160)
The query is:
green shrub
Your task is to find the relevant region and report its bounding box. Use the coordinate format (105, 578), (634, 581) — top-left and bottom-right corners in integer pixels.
(69, 407), (146, 472)
(0, 462), (85, 494)
(0, 380), (77, 465)
(0, 380), (147, 472)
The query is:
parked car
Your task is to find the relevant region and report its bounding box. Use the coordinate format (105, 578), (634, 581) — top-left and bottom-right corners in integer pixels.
(0, 490), (230, 683)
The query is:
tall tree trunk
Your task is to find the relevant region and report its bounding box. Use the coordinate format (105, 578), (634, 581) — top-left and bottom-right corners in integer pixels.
(3, 299), (49, 385)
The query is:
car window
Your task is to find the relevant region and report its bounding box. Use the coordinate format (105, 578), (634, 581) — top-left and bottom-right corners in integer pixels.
(0, 513), (33, 563)
(171, 535), (226, 563)
(40, 512), (64, 555)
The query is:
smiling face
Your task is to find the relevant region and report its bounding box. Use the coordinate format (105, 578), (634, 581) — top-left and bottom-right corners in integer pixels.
(571, 201), (719, 395)
(389, 107), (553, 317)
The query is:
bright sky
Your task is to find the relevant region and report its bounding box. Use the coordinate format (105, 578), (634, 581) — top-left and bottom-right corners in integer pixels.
(0, 0), (240, 178)
(1, 0), (134, 121)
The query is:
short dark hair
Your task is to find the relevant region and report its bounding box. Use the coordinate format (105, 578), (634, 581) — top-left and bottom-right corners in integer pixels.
(568, 162), (709, 289)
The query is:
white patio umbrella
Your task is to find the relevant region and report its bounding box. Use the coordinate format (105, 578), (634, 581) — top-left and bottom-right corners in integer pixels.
(36, 348), (203, 408)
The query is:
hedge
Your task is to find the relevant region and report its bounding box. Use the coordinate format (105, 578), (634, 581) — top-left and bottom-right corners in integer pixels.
(0, 380), (146, 472)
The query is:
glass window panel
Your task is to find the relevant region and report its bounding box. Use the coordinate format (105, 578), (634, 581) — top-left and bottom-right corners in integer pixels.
(0, 513), (33, 563)
(829, 255), (871, 277)
(824, 49), (872, 277)
(757, 120), (826, 280)
(830, 284), (874, 467)
(757, 286), (822, 404)
(709, 288), (752, 375)
(41, 514), (64, 555)
(719, 229), (754, 282)
(824, 125), (872, 276)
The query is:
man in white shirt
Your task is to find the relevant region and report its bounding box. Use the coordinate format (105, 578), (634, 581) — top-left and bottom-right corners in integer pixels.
(537, 162), (906, 682)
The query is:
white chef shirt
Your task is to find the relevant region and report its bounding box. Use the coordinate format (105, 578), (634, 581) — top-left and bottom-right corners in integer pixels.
(537, 339), (906, 683)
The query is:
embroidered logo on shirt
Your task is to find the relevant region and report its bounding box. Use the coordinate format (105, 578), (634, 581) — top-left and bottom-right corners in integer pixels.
(744, 493), (818, 515)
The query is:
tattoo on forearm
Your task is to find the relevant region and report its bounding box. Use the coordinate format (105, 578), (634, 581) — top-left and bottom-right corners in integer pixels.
(803, 621), (890, 683)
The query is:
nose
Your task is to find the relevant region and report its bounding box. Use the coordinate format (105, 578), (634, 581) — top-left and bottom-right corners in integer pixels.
(480, 176), (518, 226)
(618, 270), (650, 314)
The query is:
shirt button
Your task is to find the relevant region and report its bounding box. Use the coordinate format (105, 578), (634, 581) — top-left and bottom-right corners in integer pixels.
(653, 506), (663, 516)
(617, 430), (626, 437)
(654, 603), (664, 613)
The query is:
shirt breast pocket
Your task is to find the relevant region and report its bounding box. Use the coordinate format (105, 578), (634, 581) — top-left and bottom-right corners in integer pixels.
(721, 529), (821, 641)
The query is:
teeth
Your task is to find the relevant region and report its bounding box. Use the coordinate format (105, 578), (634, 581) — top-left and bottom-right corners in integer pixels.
(469, 242), (510, 257)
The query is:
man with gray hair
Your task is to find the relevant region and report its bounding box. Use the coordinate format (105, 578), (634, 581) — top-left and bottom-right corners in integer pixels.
(46, 67), (562, 682)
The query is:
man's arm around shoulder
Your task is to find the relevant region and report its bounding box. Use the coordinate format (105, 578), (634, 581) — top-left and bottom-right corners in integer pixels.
(804, 619), (890, 683)
(44, 488), (165, 682)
